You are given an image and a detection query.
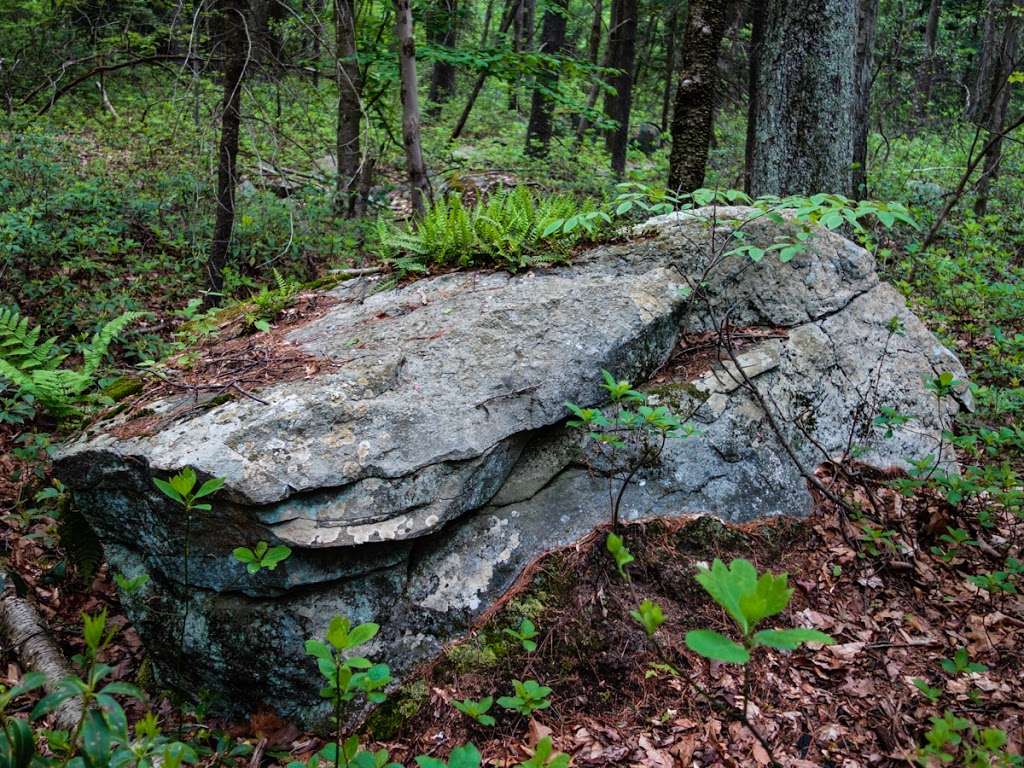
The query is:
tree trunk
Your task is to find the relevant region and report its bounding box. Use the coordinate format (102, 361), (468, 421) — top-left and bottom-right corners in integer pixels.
(481, 0), (496, 44)
(451, 0), (517, 139)
(428, 0), (459, 109)
(603, 0), (638, 176)
(207, 0), (247, 301)
(587, 0), (603, 64)
(660, 2), (680, 132)
(576, 0), (616, 142)
(743, 0), (765, 194)
(970, 0), (1022, 216)
(394, 0), (431, 216)
(335, 0), (362, 217)
(524, 0), (569, 156)
(915, 0), (941, 110)
(747, 0), (856, 197)
(667, 0), (733, 193)
(852, 0), (880, 198)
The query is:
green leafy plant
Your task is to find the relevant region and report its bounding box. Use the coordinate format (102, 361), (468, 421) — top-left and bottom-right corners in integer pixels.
(451, 697), (495, 727)
(941, 648), (987, 677)
(1, 672), (45, 768)
(605, 532), (635, 580)
(497, 680), (552, 716)
(685, 559), (834, 665)
(305, 616), (392, 768)
(567, 369), (692, 527)
(630, 599), (665, 637)
(415, 744), (481, 768)
(517, 736), (570, 768)
(288, 736), (401, 768)
(0, 307), (139, 416)
(113, 572), (150, 594)
(17, 611), (197, 768)
(232, 541), (293, 574)
(503, 618), (539, 652)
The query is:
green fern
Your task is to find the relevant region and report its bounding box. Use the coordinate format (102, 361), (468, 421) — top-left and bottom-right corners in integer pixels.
(379, 187), (596, 272)
(0, 308), (140, 416)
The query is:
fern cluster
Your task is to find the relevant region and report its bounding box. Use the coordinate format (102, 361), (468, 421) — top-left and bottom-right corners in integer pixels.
(377, 187), (604, 271)
(0, 307), (139, 416)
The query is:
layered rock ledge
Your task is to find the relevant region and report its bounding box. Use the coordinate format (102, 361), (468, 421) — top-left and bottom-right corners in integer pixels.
(55, 208), (970, 721)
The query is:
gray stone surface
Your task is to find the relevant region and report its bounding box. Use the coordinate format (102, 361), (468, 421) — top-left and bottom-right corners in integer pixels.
(54, 208), (970, 722)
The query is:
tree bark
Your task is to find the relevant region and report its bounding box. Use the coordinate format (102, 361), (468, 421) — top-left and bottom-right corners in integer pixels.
(660, 2), (680, 132)
(742, 0), (765, 194)
(852, 0), (880, 198)
(335, 0), (362, 217)
(603, 0), (639, 176)
(915, 0), (941, 110)
(1, 571), (83, 730)
(427, 0), (459, 108)
(576, 0), (616, 142)
(207, 0), (248, 301)
(970, 0), (1022, 216)
(667, 0), (734, 194)
(747, 0), (856, 197)
(525, 0), (569, 156)
(481, 0), (496, 45)
(586, 0), (603, 64)
(394, 0), (431, 216)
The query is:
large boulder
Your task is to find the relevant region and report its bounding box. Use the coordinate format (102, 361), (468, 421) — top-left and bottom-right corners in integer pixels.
(54, 208), (969, 722)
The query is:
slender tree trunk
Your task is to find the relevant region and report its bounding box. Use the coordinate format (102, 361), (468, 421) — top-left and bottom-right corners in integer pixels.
(451, 0), (517, 138)
(587, 0), (603, 64)
(916, 0), (941, 110)
(576, 0), (615, 142)
(335, 0), (362, 217)
(603, 0), (638, 176)
(481, 0), (496, 44)
(394, 0), (430, 215)
(747, 0), (856, 197)
(852, 0), (880, 198)
(428, 0), (459, 109)
(633, 14), (659, 85)
(667, 0), (733, 193)
(207, 0), (248, 301)
(525, 0), (569, 155)
(508, 0), (527, 109)
(970, 0), (1022, 216)
(660, 2), (680, 132)
(743, 0), (765, 194)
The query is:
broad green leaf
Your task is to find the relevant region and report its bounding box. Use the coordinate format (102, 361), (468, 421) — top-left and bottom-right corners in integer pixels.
(345, 622), (380, 648)
(695, 559), (757, 634)
(752, 628), (833, 650)
(738, 571), (793, 629)
(685, 629), (750, 664)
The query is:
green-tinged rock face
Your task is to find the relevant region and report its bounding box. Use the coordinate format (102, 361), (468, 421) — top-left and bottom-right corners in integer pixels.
(53, 208), (970, 723)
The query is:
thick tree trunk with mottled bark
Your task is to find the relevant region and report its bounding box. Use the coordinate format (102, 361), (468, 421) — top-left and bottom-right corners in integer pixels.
(603, 0), (638, 176)
(427, 0), (459, 109)
(970, 0), (1022, 216)
(747, 0), (856, 196)
(335, 0), (362, 217)
(525, 0), (569, 156)
(852, 0), (880, 198)
(394, 0), (430, 216)
(207, 0), (248, 301)
(667, 0), (733, 193)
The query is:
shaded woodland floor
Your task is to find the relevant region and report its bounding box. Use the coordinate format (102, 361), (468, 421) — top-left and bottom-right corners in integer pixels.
(3, 447), (1021, 766)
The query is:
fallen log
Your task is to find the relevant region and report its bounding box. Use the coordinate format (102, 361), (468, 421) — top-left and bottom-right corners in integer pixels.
(0, 569), (83, 730)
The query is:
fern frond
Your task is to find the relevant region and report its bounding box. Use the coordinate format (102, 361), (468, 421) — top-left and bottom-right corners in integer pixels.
(81, 312), (141, 379)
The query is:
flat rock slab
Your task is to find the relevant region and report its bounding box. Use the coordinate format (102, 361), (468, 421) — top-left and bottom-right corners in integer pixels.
(54, 208), (970, 722)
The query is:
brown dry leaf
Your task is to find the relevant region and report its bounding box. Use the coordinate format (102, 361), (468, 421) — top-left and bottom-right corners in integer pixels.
(527, 719), (552, 747)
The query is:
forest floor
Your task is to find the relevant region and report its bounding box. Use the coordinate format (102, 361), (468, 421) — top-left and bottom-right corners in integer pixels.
(3, 442), (1022, 767)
